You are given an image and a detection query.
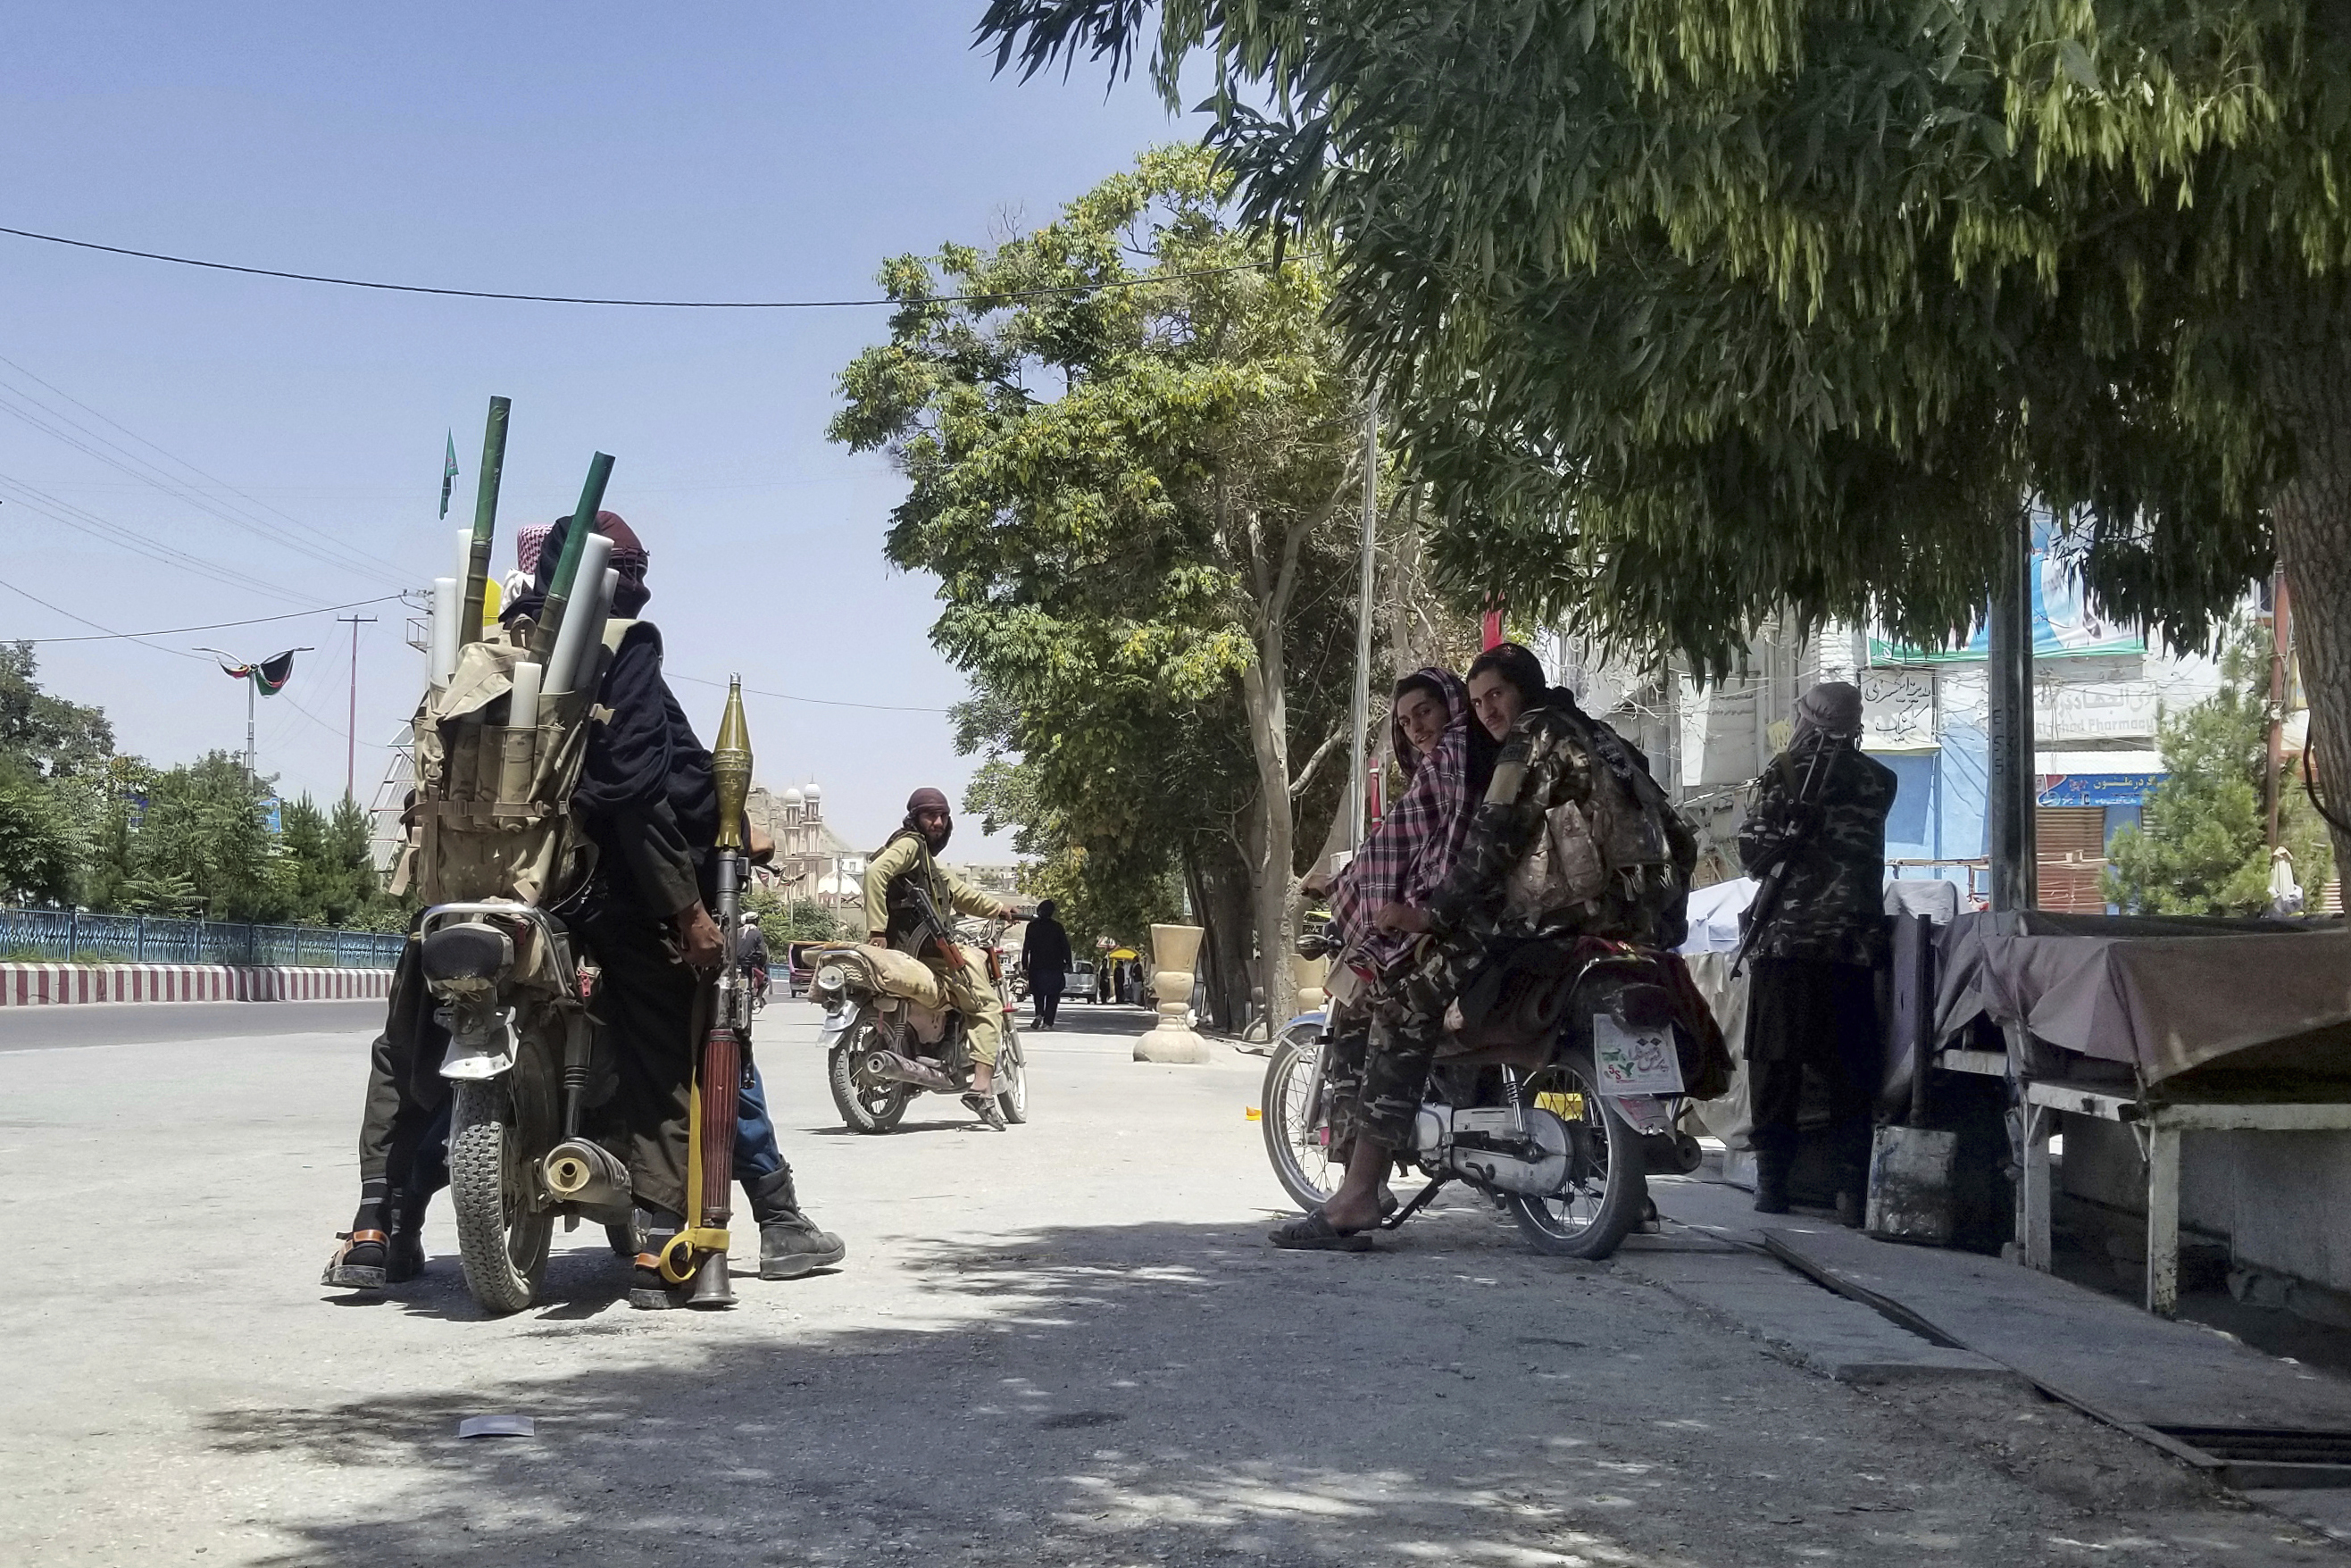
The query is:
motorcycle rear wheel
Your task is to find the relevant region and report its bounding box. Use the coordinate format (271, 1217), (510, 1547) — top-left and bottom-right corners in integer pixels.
(1262, 1030), (1339, 1212)
(448, 1078), (554, 1314)
(828, 1030), (911, 1134)
(1505, 1046), (1647, 1260)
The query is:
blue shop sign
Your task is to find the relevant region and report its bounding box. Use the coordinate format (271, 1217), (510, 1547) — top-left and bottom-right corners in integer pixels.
(2037, 771), (2163, 808)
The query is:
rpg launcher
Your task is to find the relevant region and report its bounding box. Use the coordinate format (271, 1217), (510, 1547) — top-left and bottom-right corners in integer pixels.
(664, 676), (754, 1308)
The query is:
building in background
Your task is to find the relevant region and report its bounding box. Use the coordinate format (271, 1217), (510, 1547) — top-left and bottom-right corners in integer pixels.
(750, 781), (867, 912)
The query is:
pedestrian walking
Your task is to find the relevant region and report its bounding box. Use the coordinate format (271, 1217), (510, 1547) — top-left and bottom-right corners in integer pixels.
(1021, 899), (1072, 1029)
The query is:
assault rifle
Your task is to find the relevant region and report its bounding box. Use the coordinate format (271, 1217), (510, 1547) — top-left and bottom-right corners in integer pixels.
(905, 881), (971, 972)
(1730, 738), (1834, 979)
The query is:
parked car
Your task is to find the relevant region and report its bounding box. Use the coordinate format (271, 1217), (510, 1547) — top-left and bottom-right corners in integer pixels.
(785, 940), (826, 998)
(1065, 960), (1096, 1002)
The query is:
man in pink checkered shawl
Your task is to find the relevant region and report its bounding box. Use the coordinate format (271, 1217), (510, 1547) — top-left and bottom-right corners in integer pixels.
(1329, 668), (1490, 974)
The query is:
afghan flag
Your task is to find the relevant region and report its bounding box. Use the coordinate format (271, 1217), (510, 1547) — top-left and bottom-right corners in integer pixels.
(213, 649), (301, 696)
(439, 430), (460, 519)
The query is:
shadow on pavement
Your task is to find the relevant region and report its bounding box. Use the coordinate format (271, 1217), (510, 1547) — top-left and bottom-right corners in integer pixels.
(220, 1213), (2253, 1567)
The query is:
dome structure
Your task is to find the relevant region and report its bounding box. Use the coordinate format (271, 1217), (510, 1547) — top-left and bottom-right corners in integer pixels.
(781, 785), (805, 807)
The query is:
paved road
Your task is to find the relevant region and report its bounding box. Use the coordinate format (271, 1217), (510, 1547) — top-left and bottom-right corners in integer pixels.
(0, 999), (2334, 1565)
(0, 997), (384, 1053)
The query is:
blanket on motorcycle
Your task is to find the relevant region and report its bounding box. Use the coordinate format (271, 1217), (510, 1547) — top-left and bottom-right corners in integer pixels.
(1444, 936), (1731, 1099)
(819, 943), (953, 1011)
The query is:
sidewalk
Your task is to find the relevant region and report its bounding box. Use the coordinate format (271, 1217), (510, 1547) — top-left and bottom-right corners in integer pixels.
(1642, 1172), (2351, 1545)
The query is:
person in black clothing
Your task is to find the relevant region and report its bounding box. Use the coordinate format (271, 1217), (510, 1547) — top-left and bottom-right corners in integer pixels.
(1021, 900), (1072, 1030)
(1737, 680), (1898, 1225)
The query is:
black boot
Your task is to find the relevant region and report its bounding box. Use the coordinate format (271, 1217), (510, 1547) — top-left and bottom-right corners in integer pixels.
(386, 1189), (430, 1283)
(321, 1192), (389, 1289)
(1753, 1156), (1792, 1215)
(629, 1206), (690, 1310)
(745, 1168), (847, 1280)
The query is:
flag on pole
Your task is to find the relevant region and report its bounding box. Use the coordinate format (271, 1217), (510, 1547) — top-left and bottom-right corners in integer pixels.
(440, 430), (460, 518)
(206, 649), (303, 695)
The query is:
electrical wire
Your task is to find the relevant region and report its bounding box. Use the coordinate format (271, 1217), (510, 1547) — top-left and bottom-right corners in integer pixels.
(0, 222), (1303, 309)
(0, 577), (210, 662)
(8, 592), (405, 645)
(0, 351), (413, 582)
(0, 367), (406, 586)
(666, 668), (950, 713)
(0, 471), (319, 605)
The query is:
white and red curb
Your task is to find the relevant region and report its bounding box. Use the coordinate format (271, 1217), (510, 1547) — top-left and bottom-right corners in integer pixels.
(0, 963), (396, 1006)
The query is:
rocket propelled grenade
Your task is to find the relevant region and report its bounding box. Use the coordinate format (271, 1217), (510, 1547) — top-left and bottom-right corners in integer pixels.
(529, 451), (614, 665)
(675, 675), (754, 1308)
(458, 396), (511, 648)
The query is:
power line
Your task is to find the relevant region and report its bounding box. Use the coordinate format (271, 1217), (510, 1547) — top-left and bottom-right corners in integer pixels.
(0, 351), (412, 582)
(0, 222), (1301, 309)
(0, 471), (319, 604)
(668, 669), (950, 713)
(6, 592), (404, 645)
(0, 577), (209, 662)
(0, 363), (406, 586)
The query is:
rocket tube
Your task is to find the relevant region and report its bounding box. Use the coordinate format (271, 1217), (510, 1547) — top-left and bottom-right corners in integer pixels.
(429, 577), (461, 687)
(458, 396), (511, 647)
(496, 660), (543, 805)
(543, 531), (613, 696)
(529, 452), (614, 663)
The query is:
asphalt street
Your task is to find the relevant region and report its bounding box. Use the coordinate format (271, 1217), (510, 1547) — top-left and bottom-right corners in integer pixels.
(0, 997), (2336, 1566)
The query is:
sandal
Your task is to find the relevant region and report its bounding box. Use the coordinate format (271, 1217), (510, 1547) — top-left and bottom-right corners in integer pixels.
(321, 1230), (389, 1290)
(1268, 1211), (1378, 1252)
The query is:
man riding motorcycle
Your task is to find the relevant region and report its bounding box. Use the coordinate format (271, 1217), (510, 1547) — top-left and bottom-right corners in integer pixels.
(1273, 642), (1696, 1249)
(863, 788), (1021, 1129)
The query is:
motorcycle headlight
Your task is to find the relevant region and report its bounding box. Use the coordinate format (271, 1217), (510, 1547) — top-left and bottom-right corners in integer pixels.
(814, 963), (846, 995)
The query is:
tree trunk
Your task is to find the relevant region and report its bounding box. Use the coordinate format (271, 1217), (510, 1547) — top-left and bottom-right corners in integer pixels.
(2266, 334), (2351, 888)
(1186, 840), (1254, 1030)
(1238, 657), (1296, 1029)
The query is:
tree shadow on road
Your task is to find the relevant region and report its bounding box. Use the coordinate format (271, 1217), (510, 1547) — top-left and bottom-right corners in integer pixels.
(222, 1215), (2263, 1568)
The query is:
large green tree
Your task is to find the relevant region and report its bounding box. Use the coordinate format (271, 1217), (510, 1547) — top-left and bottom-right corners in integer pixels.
(830, 146), (1368, 1018)
(981, 1), (2351, 867)
(133, 752), (287, 923)
(2105, 625), (2336, 914)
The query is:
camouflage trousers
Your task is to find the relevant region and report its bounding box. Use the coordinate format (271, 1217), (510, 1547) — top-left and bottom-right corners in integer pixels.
(1330, 932), (1482, 1151)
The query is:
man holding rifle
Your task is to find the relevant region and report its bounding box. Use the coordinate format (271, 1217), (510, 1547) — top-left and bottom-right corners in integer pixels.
(1735, 681), (1897, 1224)
(865, 788), (1021, 1129)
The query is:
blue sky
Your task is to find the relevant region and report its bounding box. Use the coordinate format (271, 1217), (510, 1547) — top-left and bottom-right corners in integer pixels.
(0, 4), (1185, 853)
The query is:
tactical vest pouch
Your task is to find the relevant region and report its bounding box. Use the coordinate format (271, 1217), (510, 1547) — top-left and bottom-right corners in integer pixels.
(404, 630), (607, 908)
(1499, 715), (1677, 930)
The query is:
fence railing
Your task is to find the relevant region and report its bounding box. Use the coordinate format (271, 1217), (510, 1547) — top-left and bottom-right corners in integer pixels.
(0, 908), (405, 968)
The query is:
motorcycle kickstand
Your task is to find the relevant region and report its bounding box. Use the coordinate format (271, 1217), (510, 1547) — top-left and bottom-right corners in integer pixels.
(1380, 1177), (1448, 1231)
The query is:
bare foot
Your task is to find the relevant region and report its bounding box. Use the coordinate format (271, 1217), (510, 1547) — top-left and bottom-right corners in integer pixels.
(1319, 1191), (1383, 1232)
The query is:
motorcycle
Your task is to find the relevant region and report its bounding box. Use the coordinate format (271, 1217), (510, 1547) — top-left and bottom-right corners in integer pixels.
(812, 911), (1030, 1133)
(420, 898), (636, 1314)
(1259, 929), (1704, 1260)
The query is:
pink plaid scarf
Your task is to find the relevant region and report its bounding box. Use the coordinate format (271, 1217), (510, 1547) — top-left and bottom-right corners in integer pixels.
(1330, 669), (1479, 972)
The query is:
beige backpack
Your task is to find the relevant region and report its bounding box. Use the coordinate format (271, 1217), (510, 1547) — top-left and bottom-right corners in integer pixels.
(393, 622), (629, 907)
(1502, 709), (1684, 929)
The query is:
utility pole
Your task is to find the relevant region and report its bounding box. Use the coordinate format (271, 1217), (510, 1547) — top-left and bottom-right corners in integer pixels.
(1347, 390), (1379, 852)
(337, 614), (379, 803)
(1987, 507), (2038, 913)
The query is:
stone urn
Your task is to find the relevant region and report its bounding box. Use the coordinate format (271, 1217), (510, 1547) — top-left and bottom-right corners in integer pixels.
(1134, 922), (1210, 1063)
(1293, 954), (1330, 1015)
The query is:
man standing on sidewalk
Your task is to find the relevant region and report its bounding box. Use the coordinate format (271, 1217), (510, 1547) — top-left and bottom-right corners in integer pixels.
(1737, 681), (1897, 1224)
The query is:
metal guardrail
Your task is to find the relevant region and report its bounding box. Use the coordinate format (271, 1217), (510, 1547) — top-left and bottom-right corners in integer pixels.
(0, 907), (404, 967)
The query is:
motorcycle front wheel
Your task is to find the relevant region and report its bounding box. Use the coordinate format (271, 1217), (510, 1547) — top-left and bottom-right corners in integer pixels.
(1505, 1045), (1647, 1260)
(996, 1030), (1030, 1125)
(1261, 1029), (1339, 1211)
(447, 1078), (554, 1314)
(828, 1027), (911, 1134)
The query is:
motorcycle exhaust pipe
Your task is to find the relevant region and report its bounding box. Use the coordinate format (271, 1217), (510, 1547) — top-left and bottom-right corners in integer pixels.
(862, 1049), (958, 1094)
(543, 1138), (632, 1210)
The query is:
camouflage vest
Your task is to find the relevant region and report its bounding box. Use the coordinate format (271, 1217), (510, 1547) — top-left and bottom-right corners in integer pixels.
(393, 620), (634, 907)
(1503, 707), (1694, 942)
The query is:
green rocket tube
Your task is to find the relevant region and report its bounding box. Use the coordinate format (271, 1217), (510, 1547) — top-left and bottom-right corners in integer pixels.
(529, 451), (614, 663)
(459, 396), (511, 646)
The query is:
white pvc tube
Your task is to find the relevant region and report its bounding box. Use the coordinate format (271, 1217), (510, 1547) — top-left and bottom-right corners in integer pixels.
(507, 659), (543, 730)
(544, 531), (613, 696)
(429, 576), (461, 687)
(455, 527), (475, 588)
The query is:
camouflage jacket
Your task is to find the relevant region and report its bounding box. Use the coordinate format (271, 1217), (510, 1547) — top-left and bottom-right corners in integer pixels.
(1426, 697), (1697, 951)
(1737, 738), (1897, 967)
